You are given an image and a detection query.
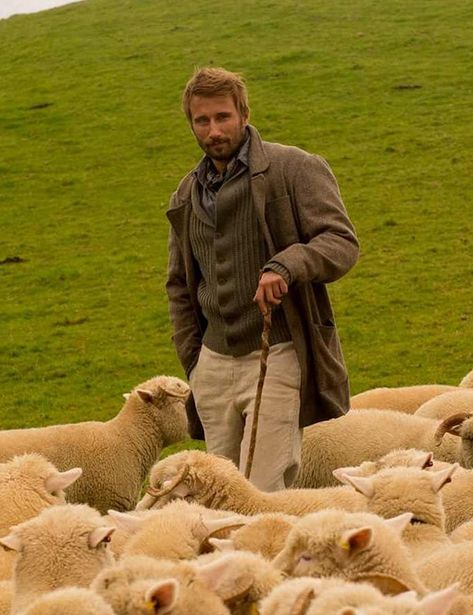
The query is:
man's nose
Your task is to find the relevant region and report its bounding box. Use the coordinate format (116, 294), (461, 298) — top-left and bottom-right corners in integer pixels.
(208, 119), (223, 138)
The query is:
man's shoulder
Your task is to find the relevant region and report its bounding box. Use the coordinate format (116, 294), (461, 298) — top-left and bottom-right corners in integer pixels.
(169, 169), (196, 208)
(261, 139), (329, 177)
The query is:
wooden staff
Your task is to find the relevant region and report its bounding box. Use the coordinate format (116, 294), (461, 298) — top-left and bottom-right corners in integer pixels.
(244, 307), (272, 480)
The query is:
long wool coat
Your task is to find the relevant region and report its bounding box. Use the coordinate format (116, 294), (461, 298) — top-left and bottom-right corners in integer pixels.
(166, 125), (359, 429)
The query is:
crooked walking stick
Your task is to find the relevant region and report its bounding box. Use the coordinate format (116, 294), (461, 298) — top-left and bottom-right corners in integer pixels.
(244, 306), (272, 480)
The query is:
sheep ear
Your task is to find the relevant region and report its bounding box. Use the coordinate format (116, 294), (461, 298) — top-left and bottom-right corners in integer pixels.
(332, 466), (362, 484)
(208, 538), (235, 552)
(202, 516), (246, 535)
(355, 573), (411, 595)
(384, 512), (413, 535)
(123, 393), (131, 400)
(0, 533), (21, 552)
(336, 609), (359, 615)
(417, 451), (434, 469)
(162, 479), (191, 498)
(146, 578), (179, 614)
(431, 464), (459, 493)
(89, 526), (115, 548)
(159, 379), (189, 399)
(196, 555), (253, 602)
(44, 467), (82, 493)
(339, 527), (372, 554)
(136, 388), (155, 404)
(417, 583), (460, 615)
(342, 474), (374, 498)
(107, 510), (144, 534)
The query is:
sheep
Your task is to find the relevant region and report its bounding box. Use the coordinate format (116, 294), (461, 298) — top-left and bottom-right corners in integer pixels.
(260, 577), (460, 615)
(415, 389), (473, 421)
(209, 512), (298, 560)
(293, 409), (473, 488)
(0, 375), (189, 513)
(350, 384), (457, 413)
(349, 367), (473, 414)
(0, 453), (82, 535)
(91, 554), (231, 615)
(417, 542), (473, 596)
(271, 508), (426, 595)
(20, 587), (115, 615)
(0, 503), (115, 614)
(0, 581), (12, 615)
(0, 453), (81, 580)
(108, 506), (244, 561)
(341, 465), (457, 562)
(136, 450), (367, 516)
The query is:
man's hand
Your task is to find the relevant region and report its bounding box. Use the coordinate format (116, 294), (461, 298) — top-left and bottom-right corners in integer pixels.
(253, 271), (288, 315)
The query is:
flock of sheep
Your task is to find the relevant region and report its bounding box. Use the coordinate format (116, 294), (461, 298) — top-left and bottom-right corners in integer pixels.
(0, 367), (472, 614)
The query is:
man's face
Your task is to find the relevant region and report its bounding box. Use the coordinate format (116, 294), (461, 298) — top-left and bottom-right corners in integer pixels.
(189, 95), (248, 170)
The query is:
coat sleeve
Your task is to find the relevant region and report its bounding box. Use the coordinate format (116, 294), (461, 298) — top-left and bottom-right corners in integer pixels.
(265, 154), (359, 284)
(166, 213), (203, 377)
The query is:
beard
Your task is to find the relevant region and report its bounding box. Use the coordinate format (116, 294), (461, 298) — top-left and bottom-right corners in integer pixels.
(197, 123), (247, 164)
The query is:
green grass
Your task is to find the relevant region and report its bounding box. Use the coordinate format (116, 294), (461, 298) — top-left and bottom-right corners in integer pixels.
(0, 0), (471, 432)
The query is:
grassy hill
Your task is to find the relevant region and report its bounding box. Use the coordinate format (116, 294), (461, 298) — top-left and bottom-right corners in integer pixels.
(0, 0), (471, 429)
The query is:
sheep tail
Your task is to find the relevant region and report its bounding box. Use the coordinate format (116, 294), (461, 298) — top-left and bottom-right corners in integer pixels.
(244, 307), (272, 480)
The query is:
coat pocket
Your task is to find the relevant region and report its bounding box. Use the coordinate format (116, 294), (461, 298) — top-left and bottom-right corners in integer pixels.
(310, 320), (347, 391)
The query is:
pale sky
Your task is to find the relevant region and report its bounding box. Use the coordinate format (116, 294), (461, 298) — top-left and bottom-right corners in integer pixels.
(0, 0), (84, 19)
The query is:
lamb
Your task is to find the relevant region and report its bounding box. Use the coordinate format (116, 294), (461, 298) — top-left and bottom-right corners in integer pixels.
(0, 503), (115, 614)
(415, 389), (473, 421)
(450, 519), (473, 543)
(91, 554), (231, 615)
(271, 508), (426, 595)
(136, 450), (367, 516)
(260, 577), (459, 615)
(349, 367), (473, 413)
(417, 542), (473, 595)
(20, 588), (115, 615)
(341, 465), (457, 561)
(0, 375), (189, 513)
(293, 409), (473, 488)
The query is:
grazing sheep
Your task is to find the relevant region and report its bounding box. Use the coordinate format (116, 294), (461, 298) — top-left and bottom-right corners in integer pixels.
(294, 409), (473, 488)
(350, 385), (457, 413)
(0, 503), (115, 614)
(415, 389), (473, 421)
(91, 554), (231, 615)
(0, 375), (189, 513)
(209, 512), (298, 560)
(341, 465), (457, 561)
(260, 576), (459, 615)
(137, 450), (367, 516)
(271, 508), (426, 595)
(20, 587), (115, 615)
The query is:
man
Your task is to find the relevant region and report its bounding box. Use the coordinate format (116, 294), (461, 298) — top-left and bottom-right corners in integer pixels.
(166, 67), (359, 492)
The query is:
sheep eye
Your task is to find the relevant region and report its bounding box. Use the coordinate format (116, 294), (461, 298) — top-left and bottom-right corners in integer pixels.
(299, 553), (312, 562)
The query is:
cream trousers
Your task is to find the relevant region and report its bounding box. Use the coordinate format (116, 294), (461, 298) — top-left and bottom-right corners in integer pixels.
(189, 341), (302, 492)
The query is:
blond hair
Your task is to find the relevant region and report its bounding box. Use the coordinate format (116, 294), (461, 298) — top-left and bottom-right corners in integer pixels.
(182, 67), (250, 122)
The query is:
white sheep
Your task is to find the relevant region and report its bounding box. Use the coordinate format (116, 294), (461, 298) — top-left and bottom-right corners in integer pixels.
(294, 409), (473, 488)
(271, 508), (426, 595)
(136, 450), (367, 516)
(20, 587), (115, 615)
(108, 506), (243, 561)
(0, 454), (81, 581)
(417, 542), (473, 596)
(0, 580), (12, 615)
(0, 453), (82, 535)
(91, 554), (231, 615)
(349, 367), (472, 414)
(260, 576), (459, 615)
(0, 503), (115, 614)
(0, 375), (189, 513)
(415, 389), (473, 421)
(341, 465), (457, 562)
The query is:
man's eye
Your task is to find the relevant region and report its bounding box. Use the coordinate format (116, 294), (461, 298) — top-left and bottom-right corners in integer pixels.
(194, 118), (209, 126)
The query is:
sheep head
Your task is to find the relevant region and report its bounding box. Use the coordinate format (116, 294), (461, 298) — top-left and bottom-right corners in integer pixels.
(434, 412), (473, 445)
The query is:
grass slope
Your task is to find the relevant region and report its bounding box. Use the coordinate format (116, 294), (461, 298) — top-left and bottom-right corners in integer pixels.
(0, 0), (471, 430)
